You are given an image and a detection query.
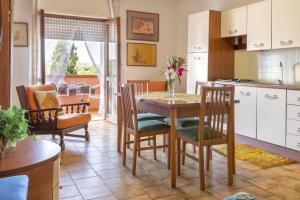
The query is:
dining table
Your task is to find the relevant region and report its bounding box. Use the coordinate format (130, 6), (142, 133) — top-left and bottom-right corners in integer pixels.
(116, 91), (238, 188)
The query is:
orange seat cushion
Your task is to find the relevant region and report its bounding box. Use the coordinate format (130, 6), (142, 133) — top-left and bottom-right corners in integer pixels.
(57, 113), (91, 129)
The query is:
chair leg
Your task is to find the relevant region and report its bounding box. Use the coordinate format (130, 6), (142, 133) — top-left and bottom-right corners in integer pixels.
(122, 130), (127, 167)
(153, 136), (157, 160)
(199, 145), (205, 191)
(59, 132), (65, 151)
(127, 133), (130, 149)
(177, 138), (181, 176)
(163, 134), (166, 153)
(193, 144), (196, 153)
(227, 144), (233, 185)
(206, 146), (211, 171)
(84, 124), (90, 141)
(182, 141), (186, 165)
(138, 141), (141, 157)
(167, 132), (171, 169)
(132, 134), (138, 176)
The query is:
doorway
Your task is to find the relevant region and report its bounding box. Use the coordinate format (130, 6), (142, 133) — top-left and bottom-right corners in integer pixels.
(40, 12), (120, 123)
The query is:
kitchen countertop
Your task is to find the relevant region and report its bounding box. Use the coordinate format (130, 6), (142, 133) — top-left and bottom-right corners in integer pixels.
(215, 81), (300, 91)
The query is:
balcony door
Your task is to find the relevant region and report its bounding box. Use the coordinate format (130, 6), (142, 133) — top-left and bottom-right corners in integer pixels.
(105, 18), (120, 123)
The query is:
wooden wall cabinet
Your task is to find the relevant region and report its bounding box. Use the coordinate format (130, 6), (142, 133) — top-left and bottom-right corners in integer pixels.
(257, 88), (286, 147)
(221, 6), (247, 38)
(234, 86), (257, 139)
(272, 0), (300, 49)
(247, 0), (271, 51)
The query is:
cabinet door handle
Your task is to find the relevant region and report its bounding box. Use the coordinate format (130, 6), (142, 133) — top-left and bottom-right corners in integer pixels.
(280, 40), (293, 46)
(265, 94), (278, 100)
(228, 29), (238, 35)
(253, 43), (264, 48)
(240, 91), (251, 96)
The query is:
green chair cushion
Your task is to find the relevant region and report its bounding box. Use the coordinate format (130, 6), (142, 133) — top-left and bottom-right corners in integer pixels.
(177, 127), (211, 141)
(138, 120), (170, 133)
(164, 117), (199, 128)
(137, 113), (165, 121)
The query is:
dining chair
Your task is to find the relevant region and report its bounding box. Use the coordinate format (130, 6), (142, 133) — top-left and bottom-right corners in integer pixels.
(177, 85), (235, 190)
(120, 83), (171, 175)
(126, 80), (166, 153)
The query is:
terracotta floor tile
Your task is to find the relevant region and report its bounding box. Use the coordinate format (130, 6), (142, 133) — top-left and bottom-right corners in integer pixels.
(59, 185), (80, 199)
(79, 185), (112, 200)
(74, 176), (105, 189)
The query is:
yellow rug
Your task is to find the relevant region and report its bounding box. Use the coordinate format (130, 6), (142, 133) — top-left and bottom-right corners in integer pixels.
(216, 144), (295, 169)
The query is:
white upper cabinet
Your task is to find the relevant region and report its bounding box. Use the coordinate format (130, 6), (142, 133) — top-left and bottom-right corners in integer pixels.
(221, 6), (247, 38)
(272, 0), (300, 49)
(188, 11), (209, 53)
(247, 0), (271, 51)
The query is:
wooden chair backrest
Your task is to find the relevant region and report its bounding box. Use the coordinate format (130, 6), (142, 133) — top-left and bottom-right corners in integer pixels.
(198, 86), (235, 141)
(120, 83), (138, 132)
(127, 80), (150, 95)
(195, 81), (214, 95)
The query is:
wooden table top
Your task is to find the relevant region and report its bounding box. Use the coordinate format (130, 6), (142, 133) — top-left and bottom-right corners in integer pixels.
(0, 137), (61, 176)
(136, 92), (238, 108)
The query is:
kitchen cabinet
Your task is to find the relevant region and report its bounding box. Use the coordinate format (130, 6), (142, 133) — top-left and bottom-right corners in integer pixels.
(257, 88), (286, 146)
(221, 6), (247, 38)
(188, 11), (209, 53)
(187, 53), (208, 94)
(272, 0), (300, 49)
(234, 86), (257, 138)
(247, 0), (271, 51)
(287, 90), (300, 105)
(187, 10), (234, 93)
(286, 134), (300, 151)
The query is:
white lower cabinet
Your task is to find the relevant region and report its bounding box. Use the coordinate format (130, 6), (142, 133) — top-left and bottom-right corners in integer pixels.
(286, 134), (300, 151)
(234, 86), (257, 138)
(257, 88), (286, 147)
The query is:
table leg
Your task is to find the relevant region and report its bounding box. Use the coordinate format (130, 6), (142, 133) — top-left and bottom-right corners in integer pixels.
(170, 107), (177, 188)
(117, 99), (122, 153)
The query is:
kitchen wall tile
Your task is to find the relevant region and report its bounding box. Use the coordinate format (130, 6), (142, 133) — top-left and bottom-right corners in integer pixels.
(258, 48), (300, 84)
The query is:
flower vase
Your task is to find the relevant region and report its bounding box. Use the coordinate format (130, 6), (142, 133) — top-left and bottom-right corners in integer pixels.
(167, 79), (175, 96)
(0, 137), (8, 158)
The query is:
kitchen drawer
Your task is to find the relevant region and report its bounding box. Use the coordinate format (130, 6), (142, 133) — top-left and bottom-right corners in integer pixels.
(287, 119), (300, 136)
(286, 134), (300, 151)
(287, 105), (300, 121)
(287, 90), (300, 105)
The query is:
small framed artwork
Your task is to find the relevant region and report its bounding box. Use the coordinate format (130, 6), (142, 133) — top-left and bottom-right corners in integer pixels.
(13, 22), (28, 47)
(127, 10), (159, 42)
(127, 43), (157, 67)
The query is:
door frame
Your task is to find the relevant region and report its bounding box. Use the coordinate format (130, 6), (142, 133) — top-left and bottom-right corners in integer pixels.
(104, 17), (121, 123)
(0, 0), (11, 109)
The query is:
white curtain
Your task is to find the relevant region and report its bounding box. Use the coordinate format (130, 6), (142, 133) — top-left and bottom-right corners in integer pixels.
(108, 0), (120, 18)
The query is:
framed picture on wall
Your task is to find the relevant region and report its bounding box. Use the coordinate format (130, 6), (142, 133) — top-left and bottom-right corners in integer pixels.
(13, 22), (28, 47)
(127, 43), (157, 67)
(127, 10), (159, 42)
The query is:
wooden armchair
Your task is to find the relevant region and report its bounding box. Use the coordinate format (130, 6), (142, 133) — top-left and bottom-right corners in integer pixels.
(16, 84), (91, 150)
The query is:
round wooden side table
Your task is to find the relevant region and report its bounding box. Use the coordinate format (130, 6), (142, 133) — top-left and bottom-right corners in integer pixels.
(0, 137), (61, 200)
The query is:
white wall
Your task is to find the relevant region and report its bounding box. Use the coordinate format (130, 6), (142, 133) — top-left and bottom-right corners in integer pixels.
(119, 0), (177, 88)
(11, 0), (33, 106)
(38, 0), (110, 18)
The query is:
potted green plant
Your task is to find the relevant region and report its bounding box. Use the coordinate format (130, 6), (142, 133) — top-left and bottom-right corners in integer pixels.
(0, 107), (31, 158)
